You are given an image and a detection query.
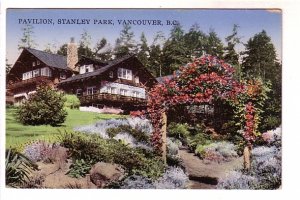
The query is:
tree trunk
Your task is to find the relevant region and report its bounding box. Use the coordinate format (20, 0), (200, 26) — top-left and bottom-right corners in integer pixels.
(161, 112), (167, 165)
(243, 145), (251, 170)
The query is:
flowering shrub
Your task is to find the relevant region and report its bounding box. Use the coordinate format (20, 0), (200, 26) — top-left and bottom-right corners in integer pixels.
(195, 141), (238, 163)
(262, 126), (281, 147)
(23, 141), (59, 162)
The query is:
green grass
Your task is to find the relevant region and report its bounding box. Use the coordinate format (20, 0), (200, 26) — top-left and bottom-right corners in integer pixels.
(6, 107), (125, 149)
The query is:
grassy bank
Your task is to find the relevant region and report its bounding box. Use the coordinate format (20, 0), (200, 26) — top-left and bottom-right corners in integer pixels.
(6, 107), (124, 148)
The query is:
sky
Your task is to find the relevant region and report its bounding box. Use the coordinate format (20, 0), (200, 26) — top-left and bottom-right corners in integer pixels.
(6, 9), (282, 65)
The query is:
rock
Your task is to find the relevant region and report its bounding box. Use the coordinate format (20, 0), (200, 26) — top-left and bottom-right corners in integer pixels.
(89, 162), (124, 188)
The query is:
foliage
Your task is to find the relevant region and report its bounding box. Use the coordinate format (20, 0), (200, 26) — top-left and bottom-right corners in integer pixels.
(217, 170), (259, 189)
(195, 141), (238, 163)
(64, 94), (80, 109)
(58, 131), (164, 180)
(22, 140), (59, 163)
(16, 85), (67, 126)
(114, 24), (137, 58)
(217, 127), (281, 189)
(145, 55), (246, 153)
(121, 166), (189, 189)
(6, 149), (38, 187)
(18, 24), (37, 50)
(107, 125), (149, 143)
(167, 122), (190, 140)
(66, 159), (94, 178)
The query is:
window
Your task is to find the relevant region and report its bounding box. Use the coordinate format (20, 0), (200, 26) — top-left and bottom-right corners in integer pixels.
(118, 68), (132, 80)
(133, 91), (140, 98)
(60, 72), (66, 79)
(22, 71), (32, 80)
(80, 64), (94, 74)
(109, 71), (114, 78)
(33, 69), (40, 77)
(32, 62), (36, 66)
(87, 87), (96, 95)
(106, 86), (112, 93)
(85, 65), (90, 73)
(111, 87), (117, 94)
(41, 67), (52, 77)
(37, 60), (40, 65)
(76, 89), (82, 97)
(120, 89), (128, 96)
(134, 76), (140, 84)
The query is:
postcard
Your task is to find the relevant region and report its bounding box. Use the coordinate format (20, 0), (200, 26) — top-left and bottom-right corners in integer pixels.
(2, 3), (288, 199)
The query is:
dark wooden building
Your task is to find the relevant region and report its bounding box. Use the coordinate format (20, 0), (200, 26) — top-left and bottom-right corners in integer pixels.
(58, 54), (157, 111)
(7, 48), (75, 105)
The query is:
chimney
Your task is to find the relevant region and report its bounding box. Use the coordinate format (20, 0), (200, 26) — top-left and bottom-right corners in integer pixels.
(67, 37), (78, 71)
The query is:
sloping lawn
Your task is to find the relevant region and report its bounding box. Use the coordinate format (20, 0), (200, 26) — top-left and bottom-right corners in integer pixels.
(6, 107), (125, 148)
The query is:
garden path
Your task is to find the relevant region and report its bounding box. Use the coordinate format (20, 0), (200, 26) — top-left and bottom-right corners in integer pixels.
(179, 148), (243, 189)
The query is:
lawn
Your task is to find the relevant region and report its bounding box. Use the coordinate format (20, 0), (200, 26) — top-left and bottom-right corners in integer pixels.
(6, 107), (125, 148)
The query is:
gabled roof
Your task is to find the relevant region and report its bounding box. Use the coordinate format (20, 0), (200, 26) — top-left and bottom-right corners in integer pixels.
(25, 48), (68, 70)
(59, 54), (146, 84)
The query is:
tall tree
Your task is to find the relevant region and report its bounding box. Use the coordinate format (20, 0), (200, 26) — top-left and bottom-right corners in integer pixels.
(44, 43), (57, 53)
(205, 29), (224, 58)
(94, 38), (113, 61)
(6, 58), (12, 76)
(241, 30), (277, 81)
(137, 32), (149, 67)
(161, 24), (190, 76)
(148, 32), (165, 77)
(18, 24), (37, 50)
(78, 30), (93, 58)
(224, 24), (242, 79)
(114, 24), (137, 58)
(184, 23), (208, 58)
(57, 44), (68, 56)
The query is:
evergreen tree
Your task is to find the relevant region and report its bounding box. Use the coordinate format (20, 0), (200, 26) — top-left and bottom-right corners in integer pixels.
(161, 24), (190, 76)
(205, 29), (224, 58)
(148, 32), (165, 77)
(114, 24), (137, 58)
(18, 24), (37, 50)
(57, 44), (68, 56)
(137, 32), (149, 67)
(241, 30), (277, 81)
(78, 30), (93, 58)
(44, 43), (54, 53)
(184, 23), (208, 58)
(94, 38), (112, 61)
(224, 24), (242, 79)
(6, 58), (12, 76)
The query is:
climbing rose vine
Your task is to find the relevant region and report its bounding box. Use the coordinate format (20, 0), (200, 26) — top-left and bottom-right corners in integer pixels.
(145, 55), (248, 153)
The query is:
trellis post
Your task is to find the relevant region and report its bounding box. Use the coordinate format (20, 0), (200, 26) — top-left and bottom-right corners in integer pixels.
(243, 145), (251, 170)
(161, 112), (167, 165)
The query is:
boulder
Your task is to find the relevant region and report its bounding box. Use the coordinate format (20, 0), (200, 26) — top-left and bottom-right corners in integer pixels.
(89, 162), (124, 187)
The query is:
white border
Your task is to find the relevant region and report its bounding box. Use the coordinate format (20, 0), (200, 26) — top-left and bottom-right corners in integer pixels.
(1, 0), (300, 200)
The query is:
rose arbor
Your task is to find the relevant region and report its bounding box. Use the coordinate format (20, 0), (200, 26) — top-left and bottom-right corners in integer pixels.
(145, 55), (265, 169)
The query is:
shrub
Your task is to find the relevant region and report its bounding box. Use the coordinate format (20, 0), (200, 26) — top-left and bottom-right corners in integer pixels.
(107, 125), (150, 143)
(195, 141), (238, 163)
(154, 167), (189, 189)
(22, 141), (59, 163)
(217, 171), (259, 189)
(64, 94), (80, 109)
(121, 167), (189, 189)
(16, 85), (67, 126)
(186, 133), (211, 152)
(58, 131), (164, 179)
(167, 122), (190, 140)
(6, 149), (38, 187)
(121, 175), (155, 189)
(66, 159), (94, 178)
(260, 115), (281, 132)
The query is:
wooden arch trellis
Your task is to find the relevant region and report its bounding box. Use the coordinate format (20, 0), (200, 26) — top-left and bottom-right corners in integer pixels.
(142, 55), (264, 169)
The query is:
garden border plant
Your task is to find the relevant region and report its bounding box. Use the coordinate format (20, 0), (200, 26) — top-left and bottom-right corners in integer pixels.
(134, 55), (270, 169)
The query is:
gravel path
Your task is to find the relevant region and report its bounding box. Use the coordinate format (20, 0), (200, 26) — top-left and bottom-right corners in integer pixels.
(179, 148), (243, 189)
